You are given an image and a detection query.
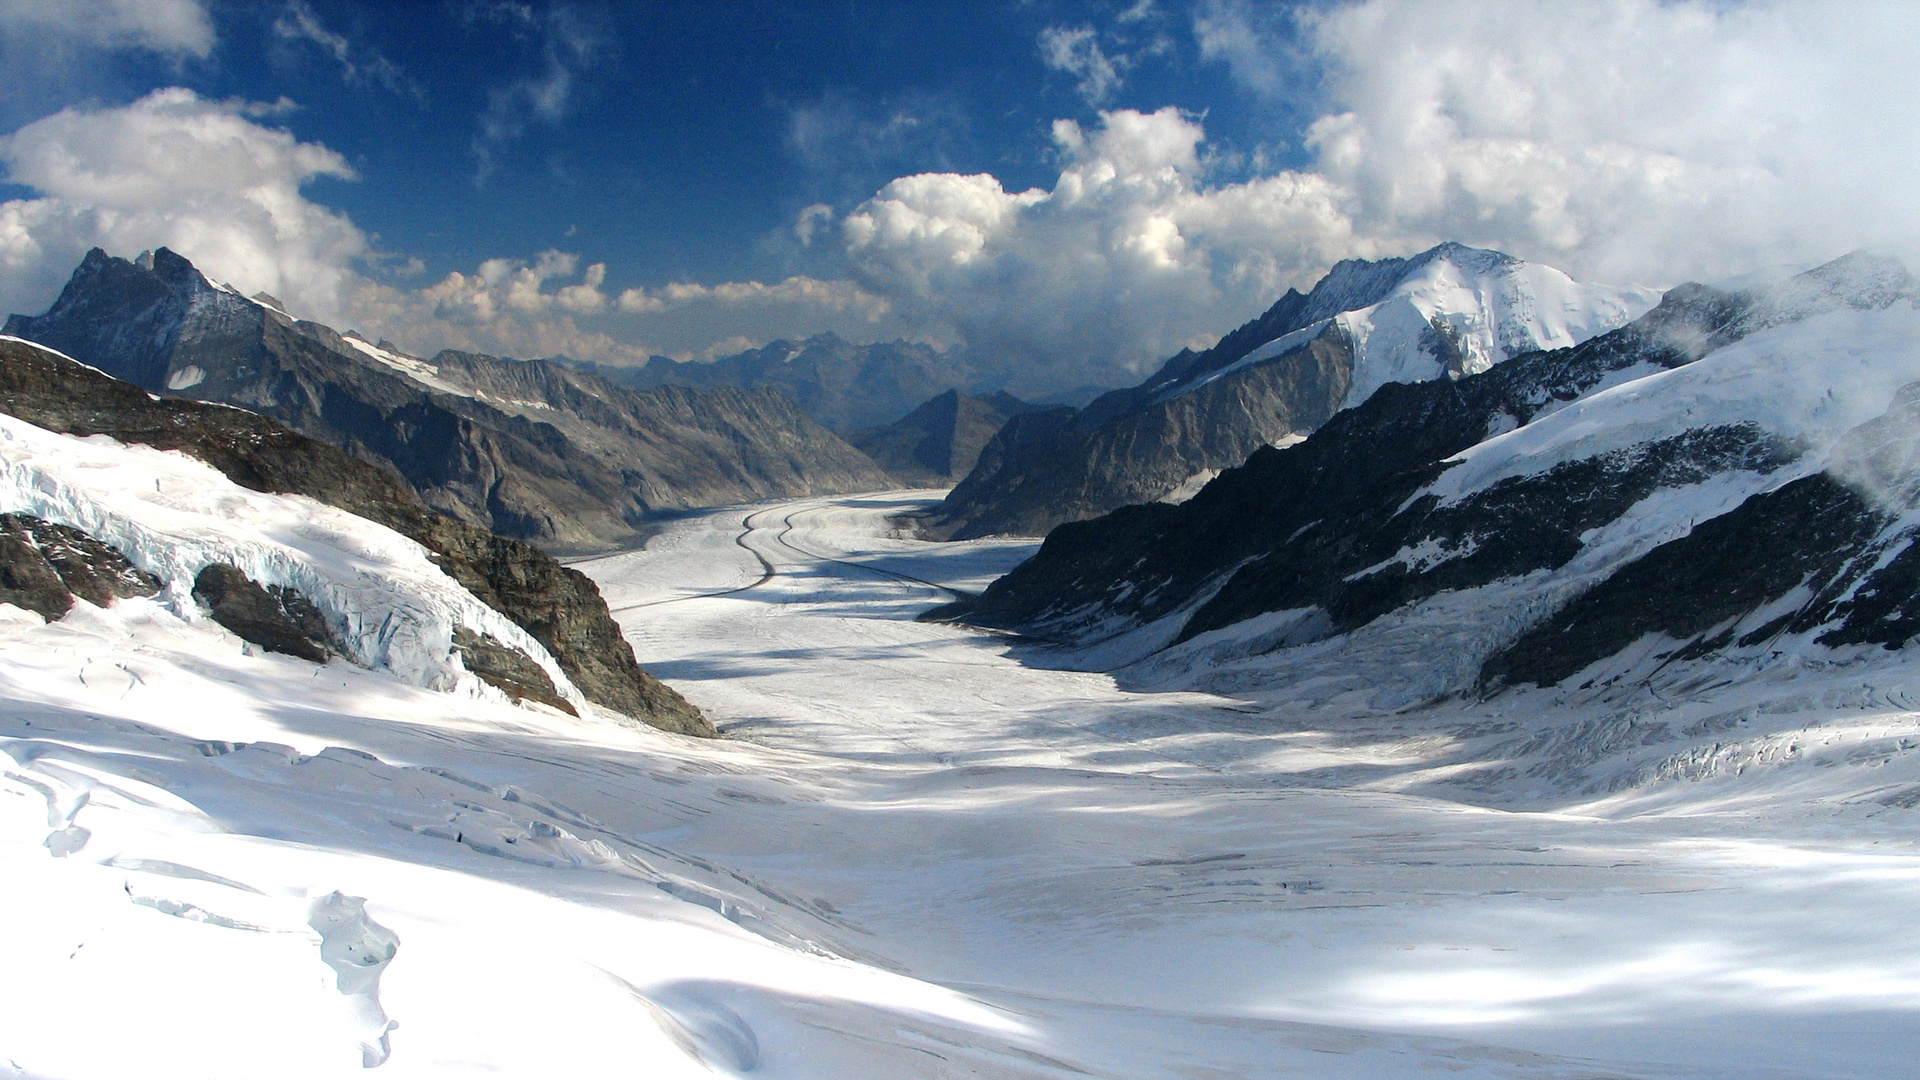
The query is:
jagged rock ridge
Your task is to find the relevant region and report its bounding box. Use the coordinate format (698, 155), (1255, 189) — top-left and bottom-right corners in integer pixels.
(933, 243), (1661, 538)
(5, 249), (890, 550)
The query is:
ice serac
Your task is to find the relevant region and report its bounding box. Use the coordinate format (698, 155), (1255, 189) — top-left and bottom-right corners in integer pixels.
(0, 335), (713, 735)
(944, 253), (1920, 710)
(932, 242), (1662, 538)
(3, 249), (890, 550)
(843, 389), (1045, 486)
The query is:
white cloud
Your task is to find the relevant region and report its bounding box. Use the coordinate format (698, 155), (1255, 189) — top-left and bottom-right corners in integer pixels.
(1039, 26), (1129, 107)
(273, 1), (418, 96)
(467, 3), (604, 180)
(793, 203), (835, 246)
(617, 275), (888, 318)
(0, 0), (215, 58)
(0, 88), (368, 323)
(343, 262), (903, 365)
(839, 107), (1361, 393)
(1280, 0), (1920, 283)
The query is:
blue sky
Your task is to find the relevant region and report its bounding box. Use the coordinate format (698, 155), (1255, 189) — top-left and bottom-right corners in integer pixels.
(1, 1), (1916, 397)
(2, 2), (1309, 290)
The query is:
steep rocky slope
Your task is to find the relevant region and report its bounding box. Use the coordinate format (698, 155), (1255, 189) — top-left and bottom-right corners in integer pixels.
(5, 249), (889, 550)
(940, 254), (1920, 712)
(933, 243), (1660, 538)
(0, 334), (711, 735)
(843, 389), (1041, 486)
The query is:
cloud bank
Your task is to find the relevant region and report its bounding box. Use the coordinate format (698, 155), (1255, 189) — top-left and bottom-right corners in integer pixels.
(2, 0), (1916, 398)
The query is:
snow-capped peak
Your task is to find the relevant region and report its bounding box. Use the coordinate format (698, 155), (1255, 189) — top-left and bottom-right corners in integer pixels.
(1162, 243), (1663, 408)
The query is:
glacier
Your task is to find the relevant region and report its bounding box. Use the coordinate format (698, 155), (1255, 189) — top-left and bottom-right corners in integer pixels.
(5, 490), (1920, 1077)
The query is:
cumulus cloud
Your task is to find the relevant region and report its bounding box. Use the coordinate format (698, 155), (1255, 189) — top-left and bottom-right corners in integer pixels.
(343, 259), (905, 364)
(0, 88), (368, 322)
(0, 0), (215, 58)
(839, 107), (1361, 393)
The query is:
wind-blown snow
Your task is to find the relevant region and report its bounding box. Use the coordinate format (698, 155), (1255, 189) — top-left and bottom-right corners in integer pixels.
(0, 412), (582, 709)
(1165, 246), (1661, 408)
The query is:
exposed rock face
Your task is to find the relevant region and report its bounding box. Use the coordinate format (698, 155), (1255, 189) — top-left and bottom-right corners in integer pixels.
(5, 249), (889, 550)
(192, 564), (337, 663)
(590, 333), (983, 432)
(843, 389), (1042, 486)
(0, 513), (159, 619)
(933, 243), (1660, 539)
(0, 335), (713, 736)
(942, 253), (1918, 704)
(452, 626), (577, 715)
(1483, 380), (1920, 690)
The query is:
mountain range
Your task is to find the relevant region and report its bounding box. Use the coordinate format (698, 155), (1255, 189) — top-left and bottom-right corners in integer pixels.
(575, 333), (990, 433)
(5, 250), (891, 551)
(842, 389), (1043, 487)
(931, 243), (1663, 538)
(938, 252), (1920, 717)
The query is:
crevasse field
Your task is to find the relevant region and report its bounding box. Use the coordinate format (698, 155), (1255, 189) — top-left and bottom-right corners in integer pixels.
(7, 488), (1920, 1079)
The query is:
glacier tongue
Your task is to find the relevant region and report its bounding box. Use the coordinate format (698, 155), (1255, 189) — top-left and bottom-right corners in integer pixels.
(0, 411), (585, 711)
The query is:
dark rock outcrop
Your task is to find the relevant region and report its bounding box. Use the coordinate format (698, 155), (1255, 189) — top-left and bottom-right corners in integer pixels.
(0, 335), (713, 735)
(0, 513), (159, 619)
(843, 389), (1042, 486)
(452, 626), (577, 715)
(6, 249), (889, 550)
(1483, 379), (1920, 690)
(934, 324), (1355, 537)
(192, 564), (337, 663)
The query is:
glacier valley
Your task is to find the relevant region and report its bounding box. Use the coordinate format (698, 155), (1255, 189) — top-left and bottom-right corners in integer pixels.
(6, 478), (1920, 1078)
